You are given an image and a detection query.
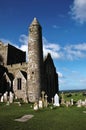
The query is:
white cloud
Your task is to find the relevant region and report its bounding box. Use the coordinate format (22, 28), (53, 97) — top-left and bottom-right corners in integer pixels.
(64, 43), (86, 60)
(1, 36), (86, 61)
(18, 35), (62, 60)
(0, 35), (62, 60)
(0, 38), (11, 45)
(44, 43), (60, 51)
(0, 38), (19, 48)
(20, 44), (28, 53)
(73, 43), (86, 50)
(19, 34), (28, 60)
(57, 72), (63, 78)
(70, 0), (86, 24)
(43, 45), (61, 59)
(19, 34), (28, 45)
(19, 34), (28, 52)
(43, 40), (86, 61)
(80, 79), (86, 83)
(43, 46), (61, 59)
(43, 37), (62, 59)
(52, 25), (60, 29)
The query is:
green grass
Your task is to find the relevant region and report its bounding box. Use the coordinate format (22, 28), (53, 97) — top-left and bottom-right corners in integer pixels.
(0, 102), (86, 130)
(60, 91), (86, 102)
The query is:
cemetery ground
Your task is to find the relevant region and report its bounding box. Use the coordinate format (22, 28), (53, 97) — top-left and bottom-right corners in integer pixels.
(0, 92), (86, 130)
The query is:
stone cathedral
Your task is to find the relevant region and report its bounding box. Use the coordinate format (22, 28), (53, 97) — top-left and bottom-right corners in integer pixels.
(0, 18), (59, 102)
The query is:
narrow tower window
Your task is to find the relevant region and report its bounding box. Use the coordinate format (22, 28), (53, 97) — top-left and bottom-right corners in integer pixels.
(32, 71), (34, 74)
(17, 78), (22, 90)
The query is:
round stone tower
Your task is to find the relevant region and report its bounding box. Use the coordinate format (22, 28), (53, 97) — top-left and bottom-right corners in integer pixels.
(27, 18), (43, 102)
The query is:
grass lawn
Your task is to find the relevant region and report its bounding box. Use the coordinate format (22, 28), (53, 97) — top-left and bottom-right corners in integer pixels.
(0, 102), (86, 130)
(61, 91), (86, 102)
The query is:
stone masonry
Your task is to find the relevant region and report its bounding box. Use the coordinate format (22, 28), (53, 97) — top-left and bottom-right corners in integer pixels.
(0, 18), (59, 103)
(27, 18), (44, 102)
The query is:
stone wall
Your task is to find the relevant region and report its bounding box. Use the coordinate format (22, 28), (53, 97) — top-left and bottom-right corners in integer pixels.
(6, 62), (28, 76)
(13, 71), (27, 101)
(27, 18), (44, 102)
(43, 53), (59, 101)
(0, 41), (8, 65)
(0, 41), (26, 65)
(0, 18), (59, 103)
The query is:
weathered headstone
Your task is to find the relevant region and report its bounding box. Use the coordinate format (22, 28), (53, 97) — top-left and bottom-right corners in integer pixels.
(70, 99), (73, 106)
(41, 91), (45, 104)
(24, 94), (28, 103)
(61, 92), (65, 105)
(38, 97), (43, 108)
(66, 101), (70, 107)
(44, 94), (48, 107)
(53, 94), (60, 107)
(3, 91), (8, 102)
(77, 99), (82, 107)
(9, 92), (14, 103)
(1, 96), (4, 102)
(34, 102), (38, 110)
(85, 99), (86, 106)
(15, 96), (18, 100)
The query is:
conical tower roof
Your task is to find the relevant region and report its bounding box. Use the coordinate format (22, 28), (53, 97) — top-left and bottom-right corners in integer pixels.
(30, 17), (41, 26)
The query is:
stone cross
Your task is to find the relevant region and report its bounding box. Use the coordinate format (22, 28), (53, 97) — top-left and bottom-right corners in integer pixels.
(44, 94), (48, 107)
(61, 92), (65, 105)
(41, 91), (45, 103)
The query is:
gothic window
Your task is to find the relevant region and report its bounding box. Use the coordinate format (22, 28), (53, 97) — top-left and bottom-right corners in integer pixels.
(17, 78), (22, 90)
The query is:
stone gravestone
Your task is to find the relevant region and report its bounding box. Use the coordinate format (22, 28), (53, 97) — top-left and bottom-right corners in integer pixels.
(38, 97), (43, 108)
(24, 94), (28, 103)
(61, 92), (65, 105)
(81, 101), (86, 106)
(53, 94), (60, 107)
(34, 102), (38, 111)
(1, 96), (4, 102)
(66, 101), (70, 107)
(85, 99), (86, 106)
(77, 99), (82, 107)
(70, 99), (73, 106)
(3, 91), (8, 102)
(41, 91), (45, 104)
(44, 95), (48, 107)
(9, 92), (14, 103)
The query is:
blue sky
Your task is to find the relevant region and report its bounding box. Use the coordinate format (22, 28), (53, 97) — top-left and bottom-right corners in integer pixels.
(0, 0), (86, 90)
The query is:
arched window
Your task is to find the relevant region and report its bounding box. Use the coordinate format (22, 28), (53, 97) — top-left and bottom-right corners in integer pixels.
(17, 78), (22, 90)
